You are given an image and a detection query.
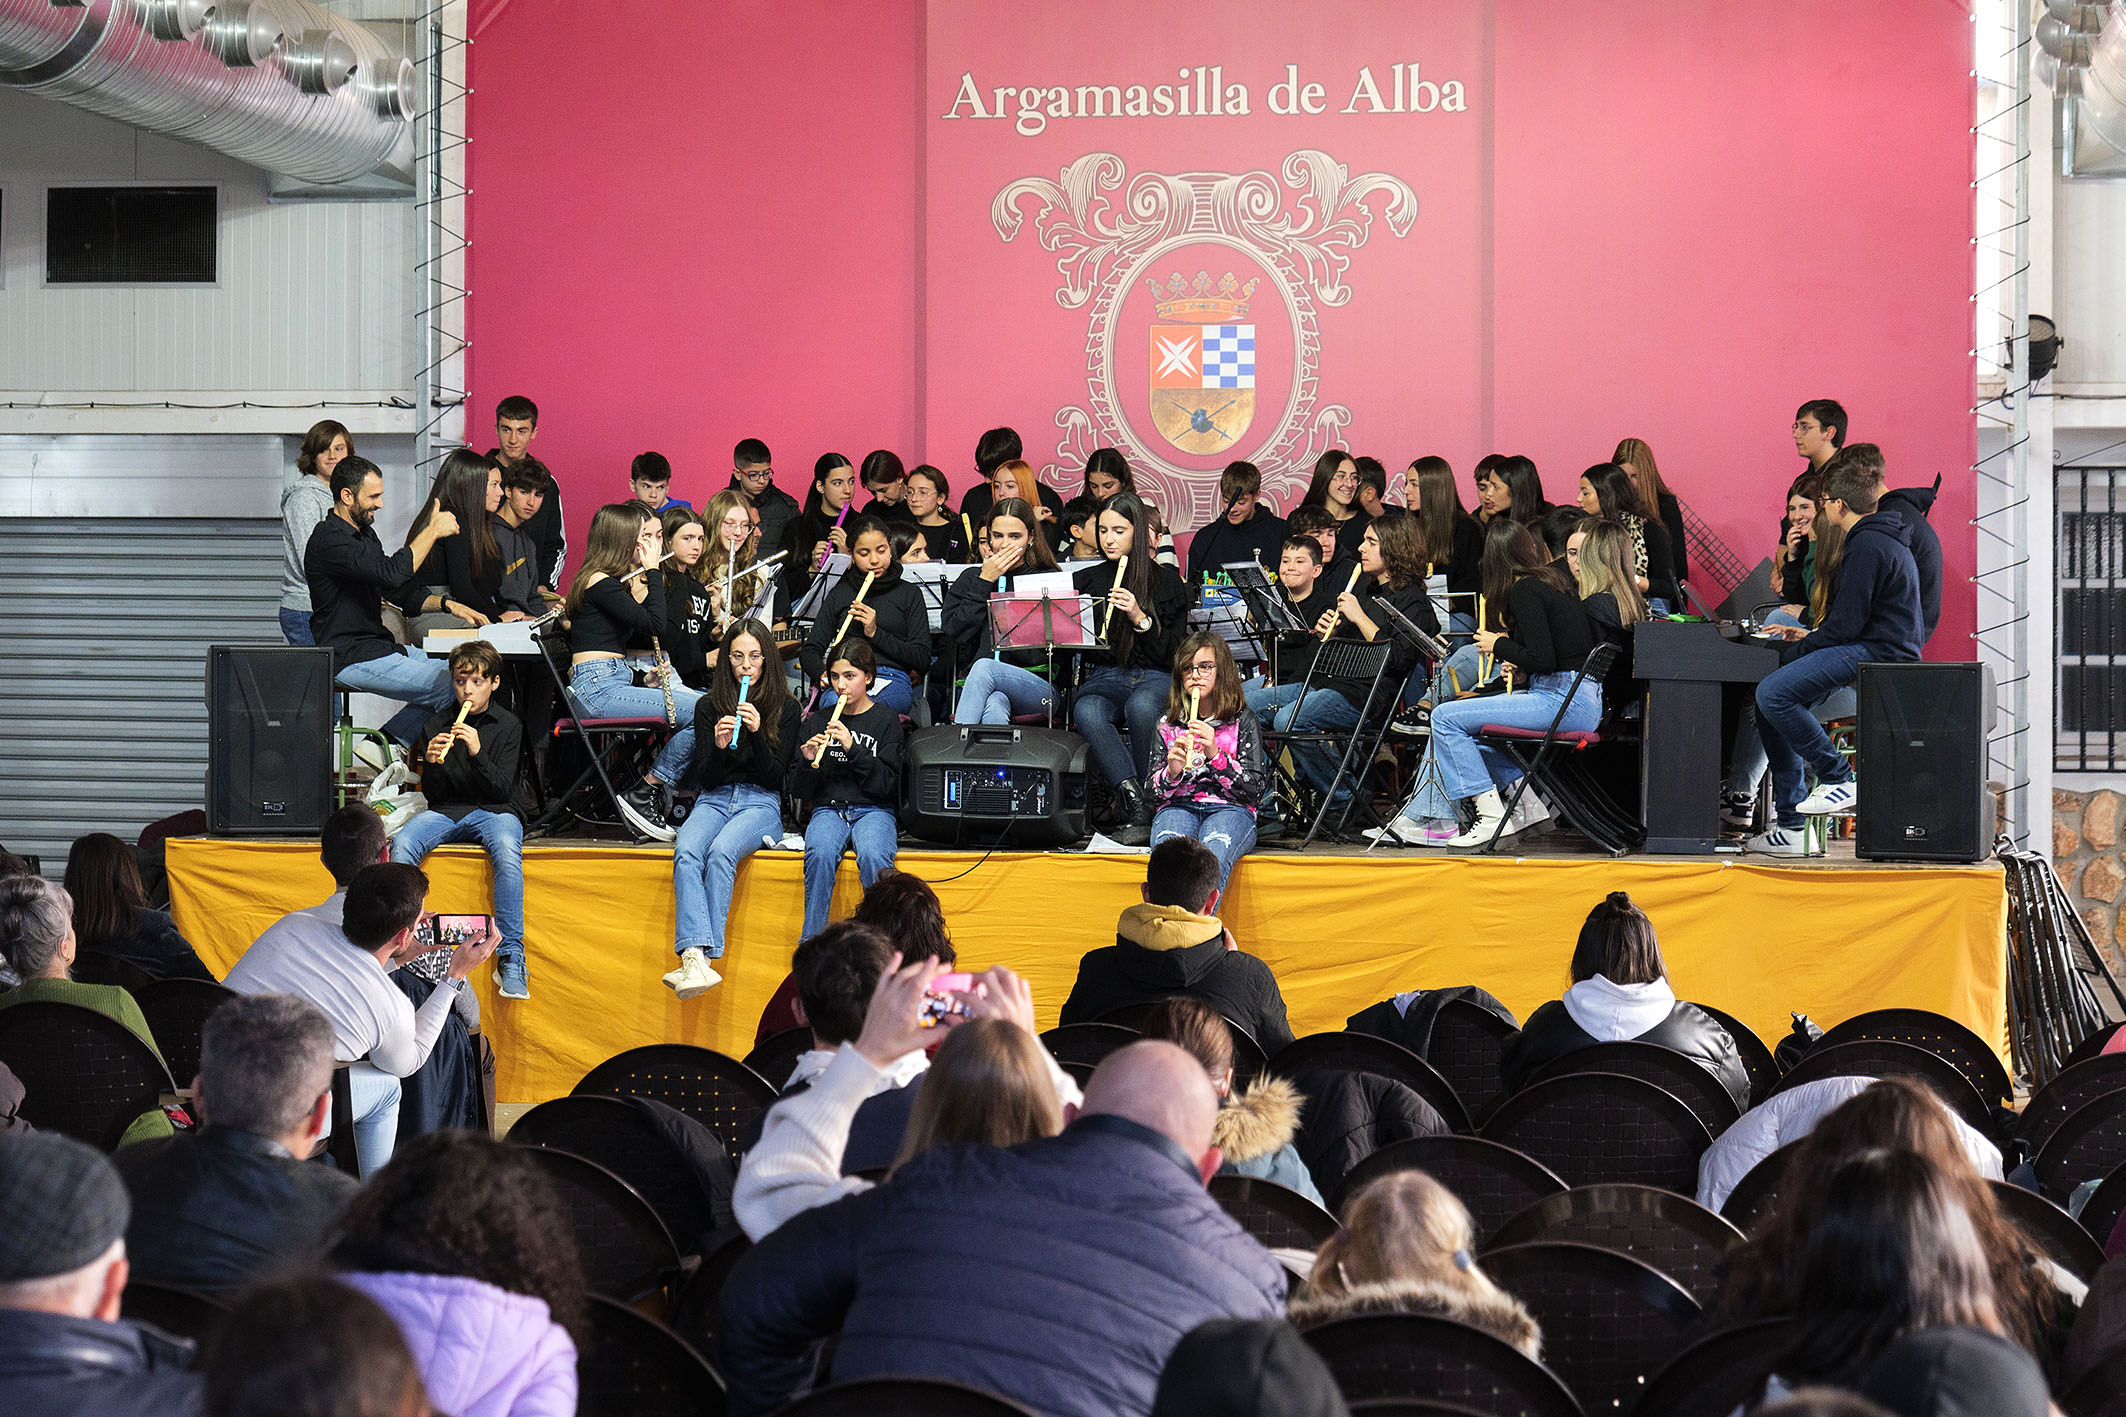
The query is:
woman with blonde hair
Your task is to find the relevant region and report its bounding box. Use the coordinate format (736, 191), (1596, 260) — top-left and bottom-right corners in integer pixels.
(699, 489), (764, 627)
(1288, 1169), (1541, 1359)
(893, 1017), (1064, 1169)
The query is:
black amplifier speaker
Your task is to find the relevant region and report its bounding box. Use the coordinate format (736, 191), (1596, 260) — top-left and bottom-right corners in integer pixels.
(902, 725), (1089, 847)
(207, 645), (334, 836)
(1855, 661), (1995, 863)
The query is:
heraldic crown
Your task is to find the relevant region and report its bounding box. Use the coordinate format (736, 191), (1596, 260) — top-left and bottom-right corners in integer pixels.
(1146, 269), (1259, 324)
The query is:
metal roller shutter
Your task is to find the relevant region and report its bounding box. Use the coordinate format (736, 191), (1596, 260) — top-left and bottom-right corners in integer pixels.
(0, 518), (282, 873)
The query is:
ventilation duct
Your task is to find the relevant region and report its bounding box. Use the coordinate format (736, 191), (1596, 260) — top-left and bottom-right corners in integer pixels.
(2083, 4), (2126, 166)
(0, 0), (414, 187)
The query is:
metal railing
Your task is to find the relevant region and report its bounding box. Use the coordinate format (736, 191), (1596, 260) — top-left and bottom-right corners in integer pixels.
(2058, 466), (2126, 770)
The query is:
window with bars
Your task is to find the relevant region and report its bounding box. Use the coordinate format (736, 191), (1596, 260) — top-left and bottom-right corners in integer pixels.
(2060, 467), (2126, 770)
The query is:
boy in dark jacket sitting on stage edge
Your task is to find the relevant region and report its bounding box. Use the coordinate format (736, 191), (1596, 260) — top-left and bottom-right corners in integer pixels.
(1059, 838), (1294, 1054)
(387, 641), (528, 997)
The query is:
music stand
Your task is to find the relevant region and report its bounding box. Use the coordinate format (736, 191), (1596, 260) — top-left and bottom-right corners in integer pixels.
(791, 553), (853, 624)
(901, 562), (956, 634)
(1364, 596), (1452, 852)
(988, 592), (1097, 729)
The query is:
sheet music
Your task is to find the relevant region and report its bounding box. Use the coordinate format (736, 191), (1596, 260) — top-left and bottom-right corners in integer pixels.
(741, 581), (776, 626)
(1013, 570), (1077, 599)
(791, 553), (853, 621)
(422, 620), (541, 656)
(900, 562), (957, 633)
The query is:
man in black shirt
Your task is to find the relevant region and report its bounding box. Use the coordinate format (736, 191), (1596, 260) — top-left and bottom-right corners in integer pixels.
(729, 437), (802, 559)
(1185, 461), (1289, 584)
(488, 395), (565, 589)
(303, 457), (458, 745)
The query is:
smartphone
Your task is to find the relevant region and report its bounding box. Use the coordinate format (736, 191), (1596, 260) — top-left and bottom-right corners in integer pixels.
(920, 972), (976, 1028)
(412, 913), (492, 953)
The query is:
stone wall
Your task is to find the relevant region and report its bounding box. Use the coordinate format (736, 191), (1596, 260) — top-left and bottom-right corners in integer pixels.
(2055, 788), (2126, 976)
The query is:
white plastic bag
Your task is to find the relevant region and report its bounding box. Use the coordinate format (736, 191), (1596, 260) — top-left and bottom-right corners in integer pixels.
(364, 760), (427, 838)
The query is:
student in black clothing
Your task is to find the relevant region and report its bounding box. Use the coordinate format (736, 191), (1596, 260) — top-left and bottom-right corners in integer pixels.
(1185, 460), (1288, 584)
(1297, 448), (1370, 563)
(1071, 492), (1192, 844)
(1080, 445), (1137, 503)
(801, 515), (928, 716)
(564, 502), (707, 842)
(304, 457), (459, 745)
(1055, 495), (1102, 562)
(1576, 462), (1680, 613)
(792, 641), (904, 942)
(859, 450), (916, 523)
(398, 449), (515, 629)
(661, 507), (718, 690)
(1474, 453), (1549, 530)
(388, 641), (530, 997)
(666, 618), (802, 1001)
(1242, 534), (1337, 720)
(729, 437), (803, 567)
(488, 396), (565, 591)
(903, 464), (967, 563)
(1354, 454), (1395, 520)
(1410, 456), (1485, 622)
(945, 499), (1065, 724)
(781, 453), (858, 606)
(1613, 437), (1690, 595)
(62, 833), (211, 982)
(1569, 517), (1647, 734)
(495, 457), (556, 614)
(958, 426), (1067, 529)
(989, 460), (1062, 552)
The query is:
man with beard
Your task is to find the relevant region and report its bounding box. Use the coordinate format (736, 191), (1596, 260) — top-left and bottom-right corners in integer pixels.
(304, 456), (460, 745)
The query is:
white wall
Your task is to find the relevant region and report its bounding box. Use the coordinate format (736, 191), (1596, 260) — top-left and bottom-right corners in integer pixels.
(2056, 177), (2126, 392)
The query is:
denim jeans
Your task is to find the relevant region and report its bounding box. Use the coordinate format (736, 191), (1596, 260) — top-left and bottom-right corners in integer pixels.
(335, 646), (457, 746)
(567, 657), (703, 783)
(1757, 643), (1869, 827)
(956, 658), (1053, 724)
(802, 803), (898, 940)
(674, 782), (782, 957)
(1726, 686), (1858, 799)
(1429, 643), (1499, 705)
(1269, 687), (1361, 807)
(1074, 666), (1166, 786)
(1153, 803), (1256, 890)
(347, 1062), (401, 1175)
(1428, 672), (1601, 801)
(390, 809), (525, 960)
(279, 607), (315, 646)
(818, 664), (914, 717)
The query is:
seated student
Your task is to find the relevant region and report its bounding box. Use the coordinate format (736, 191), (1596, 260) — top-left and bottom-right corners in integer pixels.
(800, 515), (928, 717)
(1353, 454), (1394, 520)
(1614, 436), (1690, 595)
(660, 507), (718, 689)
(1859, 1328), (2051, 1417)
(754, 868), (956, 1049)
(1723, 475), (1827, 832)
(1288, 1170), (1540, 1358)
(1143, 498), (1183, 570)
(1285, 504), (1350, 581)
(1409, 455), (1485, 627)
(887, 523), (927, 564)
(204, 1276), (430, 1417)
(1499, 892), (1748, 1109)
(1570, 516), (1649, 716)
(1746, 456), (1923, 858)
(387, 641), (528, 999)
(959, 426), (1066, 529)
(1080, 445), (1138, 503)
(1059, 837), (1294, 1053)
(735, 946), (1078, 1240)
(791, 641), (905, 942)
(700, 489), (767, 633)
(1298, 449), (1370, 564)
(62, 833), (211, 981)
(990, 460), (1060, 552)
(903, 464), (966, 563)
(1148, 633), (1267, 891)
(396, 449), (515, 632)
(112, 993), (357, 1296)
(1576, 462), (1680, 613)
(1822, 442), (1941, 648)
(1073, 493), (1193, 844)
(667, 619), (800, 1001)
(1242, 535), (1338, 835)
(630, 450), (688, 514)
(1140, 996), (1321, 1205)
(1056, 493), (1103, 562)
(859, 449), (915, 523)
(495, 455), (558, 610)
(728, 436), (800, 562)
(781, 453), (858, 606)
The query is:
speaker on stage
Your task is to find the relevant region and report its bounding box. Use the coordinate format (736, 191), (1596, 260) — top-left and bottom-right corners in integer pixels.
(901, 725), (1089, 847)
(207, 645), (335, 836)
(1856, 661), (1995, 863)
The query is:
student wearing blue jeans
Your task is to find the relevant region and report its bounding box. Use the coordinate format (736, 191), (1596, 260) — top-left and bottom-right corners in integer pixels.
(790, 641), (905, 942)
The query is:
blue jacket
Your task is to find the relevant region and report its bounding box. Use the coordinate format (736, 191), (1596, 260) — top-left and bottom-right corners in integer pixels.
(1791, 512), (1923, 664)
(1874, 481), (1942, 644)
(718, 1114), (1286, 1417)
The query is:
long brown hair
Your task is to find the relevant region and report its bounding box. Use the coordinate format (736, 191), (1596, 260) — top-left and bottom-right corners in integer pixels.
(987, 498), (1059, 572)
(1612, 436), (1674, 513)
(405, 449), (502, 579)
(298, 420), (353, 477)
(63, 832), (147, 948)
(564, 502), (654, 619)
(1164, 631), (1244, 725)
(1409, 456), (1463, 569)
(661, 506), (710, 586)
(707, 618), (789, 754)
(891, 1018), (1063, 1172)
(1478, 519), (1570, 631)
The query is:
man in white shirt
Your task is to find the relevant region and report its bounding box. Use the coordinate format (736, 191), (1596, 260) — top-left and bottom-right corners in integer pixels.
(225, 863), (494, 1175)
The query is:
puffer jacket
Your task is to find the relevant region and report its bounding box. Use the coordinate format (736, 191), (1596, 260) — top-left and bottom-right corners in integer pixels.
(1293, 1069), (1451, 1202)
(1499, 975), (1750, 1112)
(1059, 904), (1295, 1053)
(1287, 1277), (1542, 1359)
(1217, 1075), (1324, 1206)
(718, 1113), (1286, 1417)
(340, 1270), (576, 1417)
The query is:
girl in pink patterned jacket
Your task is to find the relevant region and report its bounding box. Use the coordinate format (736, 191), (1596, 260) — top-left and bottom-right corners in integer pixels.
(1147, 631), (1268, 889)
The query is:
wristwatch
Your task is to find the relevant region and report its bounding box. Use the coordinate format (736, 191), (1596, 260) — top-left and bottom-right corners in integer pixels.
(1134, 614), (1152, 632)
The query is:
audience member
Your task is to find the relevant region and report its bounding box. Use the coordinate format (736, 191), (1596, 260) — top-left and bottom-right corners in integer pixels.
(719, 1039), (1286, 1417)
(0, 1059), (24, 1133)
(0, 846), (31, 879)
(753, 868), (955, 1048)
(1059, 838), (1295, 1053)
(495, 456), (557, 606)
(311, 805), (391, 924)
(62, 832), (212, 981)
(204, 1275), (430, 1417)
(1499, 891), (1749, 1109)
(112, 994), (356, 1295)
(332, 1131), (582, 1417)
(1288, 1170), (1540, 1359)
(225, 863), (495, 1173)
(279, 420), (354, 645)
(1140, 996), (1320, 1204)
(1151, 1318), (1350, 1417)
(1856, 1325), (2050, 1417)
(0, 1133), (202, 1416)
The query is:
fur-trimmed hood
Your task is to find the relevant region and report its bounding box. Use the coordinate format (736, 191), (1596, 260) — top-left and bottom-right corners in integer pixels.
(1213, 1076), (1303, 1166)
(1286, 1278), (1542, 1360)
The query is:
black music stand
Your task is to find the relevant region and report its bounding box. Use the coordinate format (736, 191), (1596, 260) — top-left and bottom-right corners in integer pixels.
(987, 593), (1096, 729)
(1361, 596), (1452, 850)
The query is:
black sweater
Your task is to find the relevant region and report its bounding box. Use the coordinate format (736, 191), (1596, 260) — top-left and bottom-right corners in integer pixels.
(780, 510), (855, 606)
(912, 520), (970, 565)
(1792, 513), (1923, 664)
(1494, 575), (1595, 679)
(961, 479), (1065, 529)
(1443, 514), (1486, 599)
(800, 567), (930, 683)
(665, 573), (719, 690)
(1269, 579), (1339, 684)
(570, 571), (664, 655)
(304, 514), (417, 666)
(1629, 515), (1681, 609)
(942, 566), (1059, 666)
(398, 528), (506, 622)
(489, 450), (567, 590)
(414, 702), (523, 818)
(1185, 506), (1289, 585)
(688, 695), (802, 796)
(1320, 577), (1439, 710)
(1073, 560), (1192, 674)
(1655, 490), (1689, 589)
(789, 701), (904, 810)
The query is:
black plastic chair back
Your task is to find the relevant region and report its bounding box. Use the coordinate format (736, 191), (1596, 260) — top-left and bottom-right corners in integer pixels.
(0, 1000), (175, 1150)
(2063, 1345), (2126, 1417)
(574, 1045), (778, 1158)
(1331, 1135), (1567, 1242)
(1480, 1074), (1711, 1194)
(1037, 1021), (1140, 1072)
(577, 1293), (725, 1417)
(1092, 1004), (1269, 1084)
(1348, 1403), (1501, 1417)
(1691, 1005), (1777, 1108)
(2062, 1023), (2126, 1073)
(1717, 1139), (1801, 1234)
(1635, 1319), (1799, 1417)
(1818, 1008), (2012, 1111)
(1275, 1032), (1472, 1134)
(71, 951), (157, 991)
(742, 1026), (814, 1092)
(1421, 1001), (1519, 1125)
(1767, 1040), (1994, 1135)
(2080, 1157), (2126, 1254)
(133, 978), (241, 1093)
(1486, 1183), (1742, 1307)
(1987, 1179), (2105, 1282)
(2019, 1054), (2126, 1153)
(1480, 1241), (1701, 1415)
(518, 1146), (682, 1305)
(1092, 1001), (1162, 1030)
(511, 1094), (729, 1255)
(1300, 1313), (1583, 1417)
(121, 1281), (230, 1350)
(1209, 1173), (1340, 1250)
(773, 1377), (1043, 1415)
(666, 1232), (753, 1356)
(2034, 1089), (2126, 1204)
(1525, 1042), (1741, 1139)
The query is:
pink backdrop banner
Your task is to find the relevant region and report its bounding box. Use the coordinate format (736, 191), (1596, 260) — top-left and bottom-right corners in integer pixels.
(468, 0), (1975, 651)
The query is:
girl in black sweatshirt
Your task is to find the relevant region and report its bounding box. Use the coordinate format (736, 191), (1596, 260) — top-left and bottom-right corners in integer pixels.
(662, 507), (719, 690)
(790, 639), (904, 941)
(799, 516), (929, 716)
(781, 453), (858, 607)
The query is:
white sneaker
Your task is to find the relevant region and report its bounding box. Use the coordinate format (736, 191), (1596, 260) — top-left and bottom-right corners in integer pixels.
(1797, 778), (1858, 816)
(1508, 788), (1551, 832)
(1745, 826), (1821, 858)
(1446, 790), (1511, 848)
(661, 947), (723, 999)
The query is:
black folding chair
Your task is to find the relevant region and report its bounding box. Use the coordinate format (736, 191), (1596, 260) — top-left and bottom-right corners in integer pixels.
(1209, 1173), (1340, 1250)
(1418, 1001), (1521, 1126)
(1329, 1135), (1567, 1243)
(2034, 1089), (2126, 1205)
(1474, 643), (1642, 856)
(1486, 1183), (1742, 1307)
(577, 1293), (725, 1417)
(1300, 1313), (1582, 1417)
(2080, 1157), (2126, 1252)
(1634, 1319), (1798, 1417)
(509, 1094), (731, 1257)
(1525, 1041), (1742, 1139)
(1695, 1005), (1778, 1108)
(518, 1147), (683, 1306)
(1988, 1179), (2106, 1283)
(774, 1377), (1042, 1416)
(1275, 1032), (1472, 1135)
(70, 952), (157, 991)
(121, 1281), (230, 1350)
(1480, 1073), (1712, 1194)
(742, 1026), (814, 1093)
(573, 1045), (779, 1160)
(2015, 1054), (2126, 1154)
(1038, 1021), (1141, 1073)
(0, 1000), (175, 1151)
(1479, 1241), (1701, 1415)
(133, 978), (241, 1093)
(1768, 1039), (1995, 1135)
(1817, 1008), (2013, 1112)
(527, 619), (671, 840)
(1716, 1139), (1801, 1233)
(1095, 1004), (1269, 1085)
(1265, 637), (1401, 847)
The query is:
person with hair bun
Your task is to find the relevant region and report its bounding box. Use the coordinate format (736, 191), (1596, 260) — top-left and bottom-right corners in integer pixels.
(1498, 891), (1748, 1108)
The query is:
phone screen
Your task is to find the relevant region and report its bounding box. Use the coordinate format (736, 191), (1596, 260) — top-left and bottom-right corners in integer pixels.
(412, 913), (491, 953)
(920, 972), (976, 1028)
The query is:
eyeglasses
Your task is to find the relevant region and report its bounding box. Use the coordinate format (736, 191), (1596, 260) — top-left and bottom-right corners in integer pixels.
(1791, 421), (1821, 434)
(1183, 661), (1218, 676)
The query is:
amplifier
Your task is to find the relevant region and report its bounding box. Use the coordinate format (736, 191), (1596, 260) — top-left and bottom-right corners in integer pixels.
(902, 725), (1089, 847)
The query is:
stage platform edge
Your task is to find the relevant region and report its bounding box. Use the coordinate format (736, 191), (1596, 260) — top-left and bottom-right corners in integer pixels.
(166, 837), (2009, 1108)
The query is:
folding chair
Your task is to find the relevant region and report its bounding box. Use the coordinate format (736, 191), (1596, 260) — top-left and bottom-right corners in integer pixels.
(526, 619), (671, 840)
(1266, 638), (1401, 847)
(1474, 643), (1644, 856)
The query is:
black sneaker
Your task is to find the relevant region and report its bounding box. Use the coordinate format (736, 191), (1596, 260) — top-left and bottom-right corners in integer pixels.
(1720, 791), (1757, 831)
(1389, 703), (1432, 738)
(618, 780), (676, 842)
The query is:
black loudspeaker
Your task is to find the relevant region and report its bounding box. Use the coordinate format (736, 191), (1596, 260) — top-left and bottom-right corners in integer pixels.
(901, 725), (1090, 847)
(207, 645), (335, 836)
(1856, 662), (1995, 863)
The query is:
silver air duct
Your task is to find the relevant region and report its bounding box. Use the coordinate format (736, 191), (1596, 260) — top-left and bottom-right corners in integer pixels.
(2082, 5), (2126, 160)
(0, 0), (413, 187)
